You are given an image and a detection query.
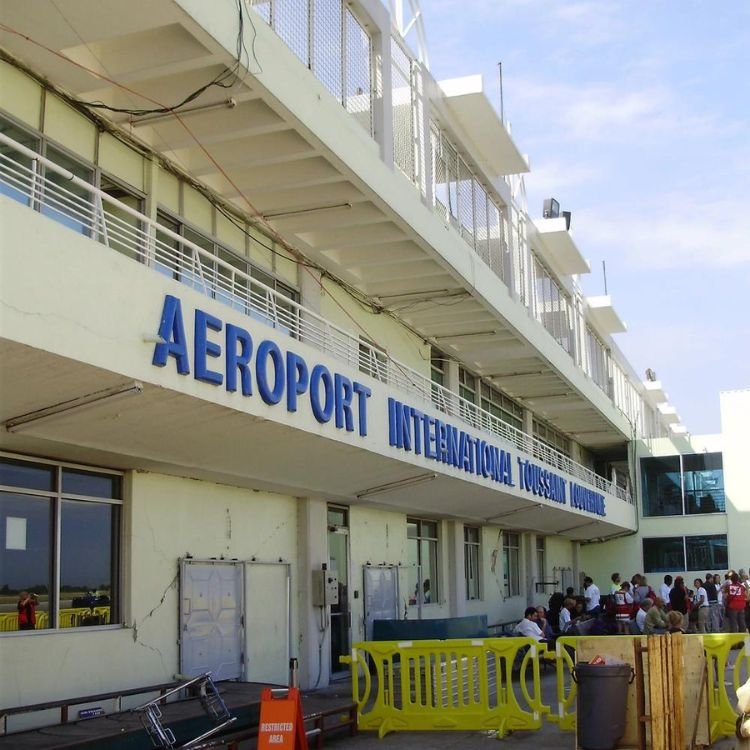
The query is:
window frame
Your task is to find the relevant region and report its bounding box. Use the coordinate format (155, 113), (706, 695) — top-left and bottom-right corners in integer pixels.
(0, 453), (123, 634)
(463, 525), (481, 601)
(642, 533), (728, 574)
(407, 517), (439, 605)
(502, 531), (521, 598)
(640, 453), (725, 518)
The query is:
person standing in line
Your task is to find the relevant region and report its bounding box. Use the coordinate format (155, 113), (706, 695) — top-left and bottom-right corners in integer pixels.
(669, 576), (689, 630)
(660, 574), (673, 605)
(610, 572), (621, 595)
(692, 578), (710, 633)
(713, 574), (725, 631)
(613, 581), (634, 634)
(724, 573), (749, 633)
(704, 572), (720, 633)
(583, 576), (601, 617)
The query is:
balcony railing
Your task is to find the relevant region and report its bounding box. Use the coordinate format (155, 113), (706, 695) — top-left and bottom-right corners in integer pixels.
(0, 131), (632, 504)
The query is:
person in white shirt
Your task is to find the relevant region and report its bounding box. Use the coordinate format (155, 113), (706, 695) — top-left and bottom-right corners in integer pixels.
(514, 607), (546, 642)
(583, 576), (601, 616)
(558, 598), (576, 633)
(659, 574), (673, 604)
(635, 598), (652, 633)
(692, 579), (710, 633)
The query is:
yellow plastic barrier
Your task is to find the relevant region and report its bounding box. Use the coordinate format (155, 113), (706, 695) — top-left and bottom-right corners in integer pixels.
(0, 606), (111, 631)
(702, 633), (750, 742)
(549, 635), (578, 731)
(341, 637), (549, 738)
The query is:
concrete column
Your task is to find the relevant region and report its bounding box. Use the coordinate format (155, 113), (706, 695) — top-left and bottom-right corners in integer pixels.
(524, 533), (534, 607)
(296, 497), (329, 689)
(446, 521), (465, 618)
(355, 0), (393, 167)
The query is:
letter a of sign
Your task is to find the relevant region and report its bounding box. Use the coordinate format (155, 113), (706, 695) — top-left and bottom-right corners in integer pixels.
(257, 687), (308, 750)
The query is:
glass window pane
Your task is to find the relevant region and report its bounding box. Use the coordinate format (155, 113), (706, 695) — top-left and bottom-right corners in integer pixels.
(0, 120), (40, 206)
(0, 492), (53, 631)
(42, 146), (93, 235)
(62, 469), (121, 499)
(0, 458), (55, 492)
(643, 537), (685, 573)
(685, 535), (727, 571)
(641, 456), (682, 516)
(60, 501), (118, 628)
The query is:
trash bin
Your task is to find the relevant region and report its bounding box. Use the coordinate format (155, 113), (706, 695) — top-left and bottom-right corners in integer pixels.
(573, 662), (634, 750)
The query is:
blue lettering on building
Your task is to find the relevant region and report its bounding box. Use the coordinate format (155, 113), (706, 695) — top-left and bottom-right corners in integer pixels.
(387, 398), (515, 487)
(152, 295), (372, 436)
(569, 483), (606, 517)
(151, 296), (608, 518)
(516, 458), (567, 504)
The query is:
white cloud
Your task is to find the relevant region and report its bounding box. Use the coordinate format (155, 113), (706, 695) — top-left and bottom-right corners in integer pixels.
(523, 159), (601, 195)
(575, 195), (750, 270)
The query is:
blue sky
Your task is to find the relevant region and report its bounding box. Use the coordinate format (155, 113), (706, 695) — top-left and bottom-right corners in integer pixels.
(420, 1), (750, 435)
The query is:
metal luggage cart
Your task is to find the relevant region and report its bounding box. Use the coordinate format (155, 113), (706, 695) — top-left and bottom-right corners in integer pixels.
(134, 672), (236, 749)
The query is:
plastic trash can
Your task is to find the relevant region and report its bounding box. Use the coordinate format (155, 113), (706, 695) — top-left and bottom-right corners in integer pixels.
(573, 663), (634, 750)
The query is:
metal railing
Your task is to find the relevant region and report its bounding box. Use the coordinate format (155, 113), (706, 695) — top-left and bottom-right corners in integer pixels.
(0, 131), (631, 504)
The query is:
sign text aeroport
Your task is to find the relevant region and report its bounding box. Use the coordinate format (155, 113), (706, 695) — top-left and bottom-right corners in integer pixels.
(151, 295), (371, 436)
(150, 295), (606, 517)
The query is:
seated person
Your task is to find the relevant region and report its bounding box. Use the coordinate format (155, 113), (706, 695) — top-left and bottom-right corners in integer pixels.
(644, 597), (669, 635)
(535, 606), (556, 640)
(634, 598), (653, 633)
(667, 610), (685, 633)
(514, 606), (546, 642)
(558, 597), (577, 633)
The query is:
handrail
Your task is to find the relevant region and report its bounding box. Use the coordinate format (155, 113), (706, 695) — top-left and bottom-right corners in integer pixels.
(0, 132), (631, 503)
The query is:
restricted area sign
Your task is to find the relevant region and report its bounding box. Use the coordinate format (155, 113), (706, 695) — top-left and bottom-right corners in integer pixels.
(257, 687), (309, 750)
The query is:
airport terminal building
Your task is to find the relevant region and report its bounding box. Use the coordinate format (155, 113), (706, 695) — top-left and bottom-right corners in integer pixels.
(0, 0), (746, 721)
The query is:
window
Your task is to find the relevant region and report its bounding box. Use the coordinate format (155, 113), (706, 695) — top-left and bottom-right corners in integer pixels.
(531, 255), (574, 355)
(458, 367), (478, 425)
(464, 526), (481, 601)
(0, 455), (121, 632)
(532, 419), (570, 457)
(42, 145), (94, 235)
(480, 383), (523, 431)
(585, 326), (609, 393)
(536, 537), (546, 583)
(430, 347), (447, 410)
(99, 174), (145, 261)
(407, 518), (438, 605)
(643, 534), (727, 574)
(359, 338), (388, 383)
(0, 118), (41, 206)
(641, 453), (725, 517)
(154, 212), (300, 334)
(502, 531), (520, 597)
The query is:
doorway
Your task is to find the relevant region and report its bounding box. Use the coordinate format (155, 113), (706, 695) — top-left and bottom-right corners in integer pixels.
(327, 505), (350, 679)
(179, 559), (244, 681)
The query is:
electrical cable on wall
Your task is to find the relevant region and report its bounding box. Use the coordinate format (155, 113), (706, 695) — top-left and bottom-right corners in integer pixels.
(0, 13), (449, 391)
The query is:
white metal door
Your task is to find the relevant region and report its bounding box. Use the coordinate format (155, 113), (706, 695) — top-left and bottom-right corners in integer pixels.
(180, 560), (243, 681)
(363, 565), (400, 641)
(245, 562), (290, 685)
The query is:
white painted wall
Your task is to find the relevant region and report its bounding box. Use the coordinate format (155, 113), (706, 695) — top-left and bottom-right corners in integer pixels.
(720, 390), (750, 570)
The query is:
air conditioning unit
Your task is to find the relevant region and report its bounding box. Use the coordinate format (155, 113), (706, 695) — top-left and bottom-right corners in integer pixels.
(645, 368), (657, 382)
(562, 210), (572, 230)
(543, 198), (560, 219)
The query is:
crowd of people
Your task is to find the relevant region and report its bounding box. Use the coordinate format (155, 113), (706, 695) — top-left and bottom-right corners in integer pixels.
(514, 569), (750, 643)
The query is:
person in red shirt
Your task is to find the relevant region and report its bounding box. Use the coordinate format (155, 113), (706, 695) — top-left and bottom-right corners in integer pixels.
(724, 573), (748, 633)
(17, 591), (38, 631)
